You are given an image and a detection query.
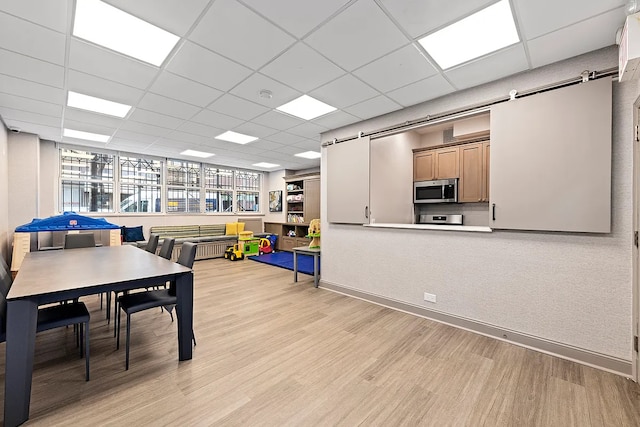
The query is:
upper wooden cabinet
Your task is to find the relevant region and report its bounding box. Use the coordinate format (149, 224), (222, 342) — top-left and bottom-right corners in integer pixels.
(414, 146), (459, 181)
(459, 141), (490, 203)
(414, 151), (435, 181)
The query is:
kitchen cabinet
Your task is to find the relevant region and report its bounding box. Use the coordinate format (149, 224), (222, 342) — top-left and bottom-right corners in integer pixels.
(413, 146), (459, 181)
(459, 141), (490, 203)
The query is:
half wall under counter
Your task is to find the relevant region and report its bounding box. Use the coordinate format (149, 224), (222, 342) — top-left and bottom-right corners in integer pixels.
(364, 223), (492, 233)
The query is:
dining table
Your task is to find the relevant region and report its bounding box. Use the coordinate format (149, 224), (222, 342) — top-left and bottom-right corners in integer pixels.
(3, 244), (194, 427)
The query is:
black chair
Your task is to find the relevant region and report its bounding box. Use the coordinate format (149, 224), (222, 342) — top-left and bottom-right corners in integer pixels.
(64, 233), (96, 249)
(110, 237), (176, 336)
(0, 265), (90, 381)
(117, 242), (197, 370)
(144, 234), (159, 254)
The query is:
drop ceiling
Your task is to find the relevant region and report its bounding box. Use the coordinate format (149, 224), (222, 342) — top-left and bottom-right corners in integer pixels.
(0, 0), (627, 171)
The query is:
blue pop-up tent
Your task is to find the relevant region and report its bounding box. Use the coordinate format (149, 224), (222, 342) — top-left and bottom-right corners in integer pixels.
(15, 211), (119, 232)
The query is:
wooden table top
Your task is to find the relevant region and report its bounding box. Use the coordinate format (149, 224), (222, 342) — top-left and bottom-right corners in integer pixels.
(8, 245), (191, 300)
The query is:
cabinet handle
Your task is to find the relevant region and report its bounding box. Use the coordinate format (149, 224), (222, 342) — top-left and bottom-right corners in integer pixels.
(365, 206), (369, 219)
(492, 203), (496, 221)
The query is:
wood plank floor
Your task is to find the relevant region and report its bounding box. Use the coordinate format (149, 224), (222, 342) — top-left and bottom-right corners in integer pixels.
(1, 257), (640, 426)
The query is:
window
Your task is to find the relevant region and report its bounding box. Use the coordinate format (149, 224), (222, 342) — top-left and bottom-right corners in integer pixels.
(204, 166), (233, 212)
(59, 148), (263, 214)
(166, 160), (201, 213)
(60, 149), (115, 212)
(235, 171), (260, 212)
(119, 156), (162, 213)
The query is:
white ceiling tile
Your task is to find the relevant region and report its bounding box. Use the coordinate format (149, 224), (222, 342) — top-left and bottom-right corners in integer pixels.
(242, 0), (351, 38)
(353, 44), (438, 93)
(310, 74), (380, 109)
(167, 128), (214, 144)
(0, 0), (68, 32)
(191, 109), (244, 129)
(64, 108), (124, 129)
(445, 44), (529, 90)
(137, 93), (201, 120)
(152, 138), (199, 148)
(176, 121), (224, 138)
(107, 138), (152, 152)
(0, 74), (64, 105)
(344, 95), (402, 120)
(305, 0), (408, 71)
(286, 122), (329, 139)
(230, 73), (302, 108)
(3, 119), (61, 140)
(0, 93), (61, 118)
(379, 0), (495, 38)
(190, 0), (295, 70)
(128, 108), (184, 130)
(102, 0), (209, 36)
(293, 139), (322, 151)
(119, 120), (172, 137)
(197, 139), (242, 151)
(245, 139), (286, 151)
(313, 110), (361, 130)
(208, 94), (270, 121)
(61, 138), (108, 150)
(0, 48), (64, 88)
(167, 41), (253, 91)
(63, 118), (116, 136)
(149, 71), (223, 108)
(68, 40), (158, 90)
(232, 121), (279, 139)
(526, 8), (625, 69)
(111, 129), (158, 144)
(67, 70), (144, 106)
(260, 43), (345, 92)
(264, 132), (305, 145)
(0, 107), (60, 127)
(0, 12), (66, 65)
(251, 110), (305, 131)
(273, 144), (307, 155)
(387, 74), (455, 107)
(514, 0), (626, 39)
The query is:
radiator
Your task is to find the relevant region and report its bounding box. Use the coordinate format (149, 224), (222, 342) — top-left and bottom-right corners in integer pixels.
(171, 239), (235, 262)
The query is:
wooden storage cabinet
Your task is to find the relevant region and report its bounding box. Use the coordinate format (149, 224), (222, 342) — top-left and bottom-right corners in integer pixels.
(285, 173), (320, 224)
(263, 222), (311, 252)
(414, 146), (459, 181)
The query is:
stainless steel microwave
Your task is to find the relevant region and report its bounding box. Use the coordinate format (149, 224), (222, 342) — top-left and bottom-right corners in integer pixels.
(414, 178), (458, 204)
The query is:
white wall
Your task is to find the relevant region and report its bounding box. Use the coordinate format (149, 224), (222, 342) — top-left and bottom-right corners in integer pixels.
(320, 46), (637, 366)
(263, 169), (287, 224)
(0, 122), (8, 263)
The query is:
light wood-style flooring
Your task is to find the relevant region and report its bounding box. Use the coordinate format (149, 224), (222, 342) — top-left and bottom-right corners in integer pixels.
(1, 257), (640, 426)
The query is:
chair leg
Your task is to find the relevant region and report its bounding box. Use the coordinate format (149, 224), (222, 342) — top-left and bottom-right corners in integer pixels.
(85, 320), (90, 381)
(106, 292), (111, 323)
(125, 313), (131, 370)
(79, 323), (84, 358)
(100, 292), (103, 310)
(192, 329), (197, 346)
(116, 304), (121, 350)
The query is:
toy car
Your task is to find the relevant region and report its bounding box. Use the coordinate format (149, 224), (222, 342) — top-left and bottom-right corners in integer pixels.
(224, 244), (244, 261)
(259, 237), (273, 255)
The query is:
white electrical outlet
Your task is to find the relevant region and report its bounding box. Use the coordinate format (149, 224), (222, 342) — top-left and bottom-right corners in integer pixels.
(423, 292), (437, 303)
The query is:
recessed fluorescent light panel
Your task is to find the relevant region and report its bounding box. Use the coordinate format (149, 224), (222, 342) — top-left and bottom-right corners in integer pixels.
(215, 131), (258, 145)
(253, 162), (280, 168)
(63, 128), (110, 143)
(418, 0), (519, 70)
(180, 149), (215, 158)
(276, 95), (337, 120)
(73, 0), (180, 66)
(294, 151), (321, 159)
(67, 91), (132, 117)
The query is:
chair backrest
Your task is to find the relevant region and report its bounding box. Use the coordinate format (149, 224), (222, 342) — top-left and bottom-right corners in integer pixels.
(177, 242), (197, 269)
(64, 233), (96, 249)
(145, 234), (159, 253)
(158, 238), (175, 260)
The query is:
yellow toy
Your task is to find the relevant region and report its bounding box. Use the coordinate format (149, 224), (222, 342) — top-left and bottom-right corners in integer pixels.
(307, 218), (320, 249)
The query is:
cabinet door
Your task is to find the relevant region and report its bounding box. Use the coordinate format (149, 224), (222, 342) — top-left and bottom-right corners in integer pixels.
(482, 142), (490, 202)
(414, 151), (435, 181)
(303, 178), (320, 222)
(435, 147), (459, 179)
(459, 143), (483, 202)
(280, 237), (296, 251)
